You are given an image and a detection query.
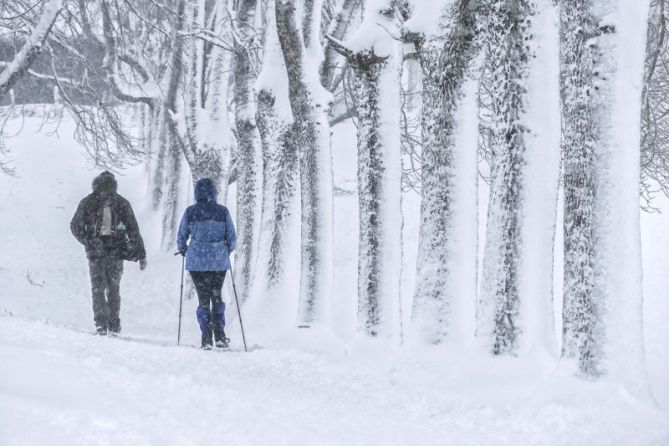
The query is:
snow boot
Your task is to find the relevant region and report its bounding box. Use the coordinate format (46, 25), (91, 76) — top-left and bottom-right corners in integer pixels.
(202, 336), (213, 350)
(215, 331), (229, 349)
(96, 325), (107, 336)
(212, 303), (228, 348)
(196, 306), (213, 349)
(108, 319), (121, 337)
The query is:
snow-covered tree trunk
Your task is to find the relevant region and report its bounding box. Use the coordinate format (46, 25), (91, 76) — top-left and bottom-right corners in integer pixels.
(155, 0), (187, 249)
(170, 0), (232, 190)
(256, 91), (299, 284)
(516, 0), (561, 355)
(0, 0), (63, 99)
(333, 2), (402, 339)
(559, 0), (599, 373)
(200, 18), (235, 202)
(276, 0), (335, 326)
(247, 0), (301, 336)
(234, 0), (264, 304)
(410, 0), (480, 345)
(561, 0), (650, 394)
(320, 0), (358, 90)
(477, 0), (532, 355)
(161, 123), (183, 248)
(183, 0), (206, 178)
(150, 106), (168, 210)
(350, 56), (401, 338)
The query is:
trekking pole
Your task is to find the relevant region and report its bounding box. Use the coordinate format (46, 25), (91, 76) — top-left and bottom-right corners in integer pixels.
(228, 263), (248, 352)
(175, 253), (185, 345)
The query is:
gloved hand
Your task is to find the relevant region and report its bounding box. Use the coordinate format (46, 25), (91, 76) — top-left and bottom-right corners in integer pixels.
(139, 258), (147, 270)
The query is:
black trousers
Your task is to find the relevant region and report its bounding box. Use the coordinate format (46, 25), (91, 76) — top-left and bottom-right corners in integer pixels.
(190, 271), (227, 340)
(88, 257), (124, 331)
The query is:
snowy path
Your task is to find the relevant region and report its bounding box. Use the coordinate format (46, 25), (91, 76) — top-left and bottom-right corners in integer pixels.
(1, 114), (668, 446)
(2, 316), (668, 446)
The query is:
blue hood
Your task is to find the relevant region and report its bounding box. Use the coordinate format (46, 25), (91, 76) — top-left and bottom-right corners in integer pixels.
(194, 178), (218, 203)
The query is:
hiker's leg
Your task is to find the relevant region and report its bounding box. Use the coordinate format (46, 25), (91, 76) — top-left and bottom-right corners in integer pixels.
(88, 258), (108, 332)
(211, 271), (227, 342)
(106, 259), (124, 333)
(190, 271), (213, 347)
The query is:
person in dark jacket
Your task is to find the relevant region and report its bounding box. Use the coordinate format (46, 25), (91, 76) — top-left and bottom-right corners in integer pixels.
(70, 171), (147, 335)
(177, 177), (236, 349)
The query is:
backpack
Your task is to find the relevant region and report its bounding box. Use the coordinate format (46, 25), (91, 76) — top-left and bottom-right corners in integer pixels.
(93, 198), (134, 260)
(95, 198), (123, 237)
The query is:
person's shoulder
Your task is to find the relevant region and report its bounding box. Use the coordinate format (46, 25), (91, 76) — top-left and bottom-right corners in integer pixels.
(217, 203), (232, 217)
(79, 193), (97, 207)
(115, 194), (132, 209)
(184, 203), (196, 215)
(114, 193), (130, 205)
(183, 203), (201, 219)
(114, 194), (134, 211)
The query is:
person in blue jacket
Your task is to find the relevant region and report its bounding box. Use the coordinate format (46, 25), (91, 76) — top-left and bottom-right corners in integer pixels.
(176, 178), (236, 349)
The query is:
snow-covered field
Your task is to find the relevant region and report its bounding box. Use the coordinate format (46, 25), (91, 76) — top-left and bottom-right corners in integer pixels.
(1, 115), (668, 445)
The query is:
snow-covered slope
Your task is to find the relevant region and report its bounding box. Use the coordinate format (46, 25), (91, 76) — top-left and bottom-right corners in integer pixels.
(1, 113), (668, 444)
(3, 316), (668, 446)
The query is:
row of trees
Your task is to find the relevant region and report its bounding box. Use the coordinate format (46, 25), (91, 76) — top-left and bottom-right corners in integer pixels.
(0, 0), (660, 392)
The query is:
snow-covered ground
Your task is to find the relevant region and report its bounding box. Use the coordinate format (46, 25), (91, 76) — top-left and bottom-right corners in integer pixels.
(1, 114), (668, 445)
(3, 316), (668, 446)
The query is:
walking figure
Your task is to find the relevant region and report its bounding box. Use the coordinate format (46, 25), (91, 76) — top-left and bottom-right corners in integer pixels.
(70, 171), (147, 335)
(177, 178), (236, 349)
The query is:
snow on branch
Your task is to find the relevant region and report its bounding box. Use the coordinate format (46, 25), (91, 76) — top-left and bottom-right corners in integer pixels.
(100, 0), (160, 105)
(325, 34), (355, 59)
(0, 0), (64, 99)
(0, 61), (79, 88)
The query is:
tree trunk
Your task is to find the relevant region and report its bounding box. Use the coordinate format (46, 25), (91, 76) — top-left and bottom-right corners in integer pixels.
(256, 91), (299, 286)
(560, 0), (605, 375)
(412, 0), (479, 344)
(161, 122), (183, 249)
(200, 4), (234, 201)
(150, 106), (168, 210)
(234, 0), (263, 304)
(247, 0), (302, 336)
(349, 47), (403, 339)
(320, 0), (358, 90)
(478, 0), (532, 355)
(561, 0), (650, 394)
(276, 0), (335, 326)
(250, 90), (301, 335)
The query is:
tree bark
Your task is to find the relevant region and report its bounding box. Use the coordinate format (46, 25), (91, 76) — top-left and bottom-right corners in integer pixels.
(349, 47), (403, 338)
(276, 0), (335, 326)
(233, 0), (263, 304)
(478, 0), (532, 355)
(320, 0), (359, 90)
(412, 0), (479, 344)
(561, 1), (650, 394)
(560, 0), (600, 373)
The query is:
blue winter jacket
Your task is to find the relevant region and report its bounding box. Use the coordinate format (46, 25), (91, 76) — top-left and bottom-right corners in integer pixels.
(176, 178), (237, 271)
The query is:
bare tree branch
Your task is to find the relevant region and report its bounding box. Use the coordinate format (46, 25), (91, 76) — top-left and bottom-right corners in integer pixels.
(0, 0), (64, 98)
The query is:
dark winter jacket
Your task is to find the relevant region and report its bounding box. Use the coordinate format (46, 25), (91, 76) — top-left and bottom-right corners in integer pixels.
(176, 178), (236, 271)
(70, 171), (146, 261)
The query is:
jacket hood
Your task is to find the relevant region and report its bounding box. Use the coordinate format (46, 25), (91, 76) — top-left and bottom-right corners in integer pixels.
(92, 171), (117, 195)
(194, 178), (218, 203)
